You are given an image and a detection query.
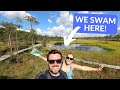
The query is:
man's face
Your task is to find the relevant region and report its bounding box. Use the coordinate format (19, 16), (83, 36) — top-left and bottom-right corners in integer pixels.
(48, 54), (62, 75)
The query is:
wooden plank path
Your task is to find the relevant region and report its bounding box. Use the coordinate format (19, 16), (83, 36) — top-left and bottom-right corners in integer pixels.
(74, 58), (120, 70)
(0, 44), (42, 61)
(1, 44), (120, 70)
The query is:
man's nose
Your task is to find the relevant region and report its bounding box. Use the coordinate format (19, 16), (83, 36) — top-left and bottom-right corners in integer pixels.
(54, 61), (58, 65)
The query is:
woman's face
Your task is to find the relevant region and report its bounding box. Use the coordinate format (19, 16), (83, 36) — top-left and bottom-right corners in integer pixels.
(66, 54), (74, 65)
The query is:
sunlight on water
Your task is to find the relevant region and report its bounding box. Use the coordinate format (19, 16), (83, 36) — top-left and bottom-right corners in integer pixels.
(51, 44), (108, 53)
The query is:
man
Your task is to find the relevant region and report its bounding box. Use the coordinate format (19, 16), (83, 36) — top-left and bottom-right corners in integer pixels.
(35, 50), (68, 79)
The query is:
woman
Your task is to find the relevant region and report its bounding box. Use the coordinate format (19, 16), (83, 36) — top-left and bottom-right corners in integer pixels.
(61, 53), (104, 79)
(38, 53), (104, 79)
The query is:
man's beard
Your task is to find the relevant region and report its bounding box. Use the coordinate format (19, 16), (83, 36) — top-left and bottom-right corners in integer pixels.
(49, 65), (61, 75)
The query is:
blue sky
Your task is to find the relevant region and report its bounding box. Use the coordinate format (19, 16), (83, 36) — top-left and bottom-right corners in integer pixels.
(0, 11), (120, 37)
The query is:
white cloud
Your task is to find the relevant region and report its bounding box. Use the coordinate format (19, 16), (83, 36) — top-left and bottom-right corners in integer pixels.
(49, 25), (65, 31)
(78, 11), (106, 14)
(38, 25), (73, 37)
(35, 28), (43, 35)
(90, 11), (106, 14)
(0, 11), (31, 19)
(0, 25), (5, 28)
(117, 27), (120, 34)
(74, 33), (107, 38)
(50, 15), (57, 20)
(46, 11), (115, 38)
(56, 11), (105, 28)
(117, 27), (120, 30)
(24, 30), (30, 32)
(17, 28), (30, 32)
(48, 11), (108, 38)
(49, 11), (58, 21)
(78, 11), (89, 14)
(45, 25), (107, 37)
(48, 19), (52, 23)
(46, 25), (65, 36)
(56, 11), (73, 27)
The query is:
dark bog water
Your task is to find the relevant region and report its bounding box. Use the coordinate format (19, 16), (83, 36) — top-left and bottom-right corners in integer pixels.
(51, 44), (108, 53)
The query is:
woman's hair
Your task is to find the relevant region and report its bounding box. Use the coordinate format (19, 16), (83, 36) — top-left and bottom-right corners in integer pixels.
(47, 49), (62, 61)
(67, 53), (74, 59)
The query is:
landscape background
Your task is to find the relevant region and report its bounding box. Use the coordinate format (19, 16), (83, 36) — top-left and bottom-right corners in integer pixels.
(0, 11), (120, 79)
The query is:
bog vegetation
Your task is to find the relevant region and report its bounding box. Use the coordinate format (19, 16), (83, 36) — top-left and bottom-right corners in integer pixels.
(0, 19), (120, 79)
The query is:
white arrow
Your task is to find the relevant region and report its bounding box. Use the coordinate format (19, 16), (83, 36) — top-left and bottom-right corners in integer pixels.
(64, 26), (81, 46)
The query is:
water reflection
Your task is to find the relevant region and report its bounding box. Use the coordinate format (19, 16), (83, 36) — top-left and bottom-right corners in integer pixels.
(51, 44), (108, 53)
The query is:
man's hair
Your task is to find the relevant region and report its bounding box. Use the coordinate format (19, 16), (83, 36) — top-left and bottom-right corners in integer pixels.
(47, 49), (62, 61)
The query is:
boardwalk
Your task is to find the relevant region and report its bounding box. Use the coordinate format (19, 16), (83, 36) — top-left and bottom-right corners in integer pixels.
(75, 58), (120, 70)
(1, 44), (120, 70)
(0, 44), (42, 61)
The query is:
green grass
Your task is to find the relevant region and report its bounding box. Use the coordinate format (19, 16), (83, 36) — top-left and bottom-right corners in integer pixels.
(70, 39), (120, 65)
(0, 39), (120, 79)
(0, 52), (47, 79)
